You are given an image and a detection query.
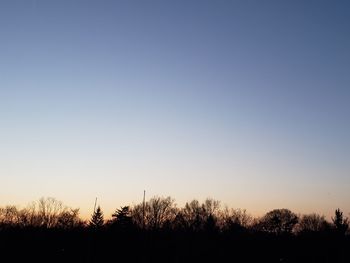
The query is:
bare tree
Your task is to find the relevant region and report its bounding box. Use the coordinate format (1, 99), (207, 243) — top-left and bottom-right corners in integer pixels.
(0, 199), (81, 229)
(175, 198), (221, 232)
(295, 213), (330, 233)
(131, 196), (176, 230)
(220, 207), (253, 231)
(37, 197), (66, 228)
(57, 208), (83, 229)
(21, 202), (40, 227)
(130, 203), (144, 228)
(177, 199), (204, 231)
(0, 206), (20, 226)
(202, 198), (220, 216)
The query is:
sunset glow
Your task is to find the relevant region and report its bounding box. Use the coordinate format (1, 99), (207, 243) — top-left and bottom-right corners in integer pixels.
(1, 0), (349, 220)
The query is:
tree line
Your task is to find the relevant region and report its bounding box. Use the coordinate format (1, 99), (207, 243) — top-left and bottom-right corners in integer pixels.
(1, 196), (348, 235)
(0, 196), (349, 263)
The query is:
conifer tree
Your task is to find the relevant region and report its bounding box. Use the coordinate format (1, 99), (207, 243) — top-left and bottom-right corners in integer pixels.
(90, 206), (104, 228)
(111, 206), (133, 230)
(332, 208), (349, 235)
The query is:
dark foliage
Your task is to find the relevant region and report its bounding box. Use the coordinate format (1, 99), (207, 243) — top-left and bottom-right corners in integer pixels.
(332, 208), (349, 235)
(0, 198), (349, 263)
(256, 208), (299, 234)
(109, 206), (134, 231)
(89, 206), (104, 228)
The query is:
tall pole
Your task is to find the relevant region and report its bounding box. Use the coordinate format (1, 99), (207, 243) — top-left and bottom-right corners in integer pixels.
(93, 197), (97, 214)
(142, 190), (146, 229)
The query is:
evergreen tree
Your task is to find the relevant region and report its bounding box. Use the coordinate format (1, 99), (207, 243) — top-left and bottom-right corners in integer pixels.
(111, 206), (133, 229)
(90, 206), (104, 228)
(332, 208), (349, 235)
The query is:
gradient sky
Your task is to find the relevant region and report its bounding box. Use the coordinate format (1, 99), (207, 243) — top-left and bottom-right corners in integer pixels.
(1, 0), (349, 219)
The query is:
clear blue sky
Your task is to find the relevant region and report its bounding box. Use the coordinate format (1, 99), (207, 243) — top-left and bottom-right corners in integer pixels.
(1, 0), (349, 218)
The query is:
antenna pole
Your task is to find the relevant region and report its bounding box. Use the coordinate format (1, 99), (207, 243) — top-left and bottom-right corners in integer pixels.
(93, 197), (97, 214)
(142, 190), (146, 229)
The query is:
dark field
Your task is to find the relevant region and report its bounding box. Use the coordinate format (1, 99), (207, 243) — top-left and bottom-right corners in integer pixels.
(1, 227), (350, 263)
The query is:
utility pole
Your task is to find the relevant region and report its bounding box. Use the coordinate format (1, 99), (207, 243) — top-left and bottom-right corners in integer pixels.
(142, 190), (146, 229)
(93, 197), (97, 214)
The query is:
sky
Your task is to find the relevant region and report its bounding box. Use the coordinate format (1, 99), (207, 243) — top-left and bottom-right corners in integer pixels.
(0, 0), (349, 219)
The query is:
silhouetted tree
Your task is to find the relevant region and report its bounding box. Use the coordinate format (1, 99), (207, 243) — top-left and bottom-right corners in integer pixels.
(18, 202), (38, 227)
(202, 198), (220, 216)
(57, 208), (83, 229)
(2, 196), (350, 263)
(131, 196), (176, 230)
(332, 208), (348, 235)
(204, 214), (218, 233)
(296, 213), (330, 234)
(148, 196), (176, 230)
(202, 198), (220, 232)
(0, 206), (20, 227)
(37, 197), (66, 228)
(220, 207), (252, 232)
(111, 206), (133, 230)
(90, 206), (104, 228)
(0, 198), (82, 229)
(176, 200), (205, 231)
(258, 209), (298, 235)
(174, 199), (221, 232)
